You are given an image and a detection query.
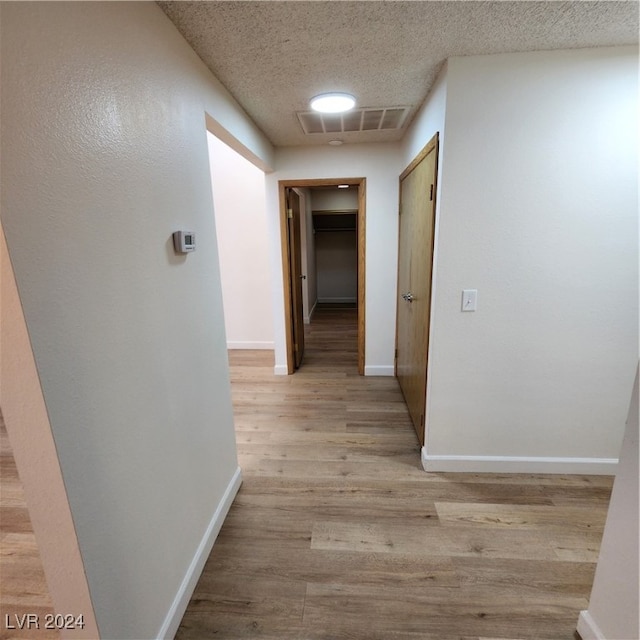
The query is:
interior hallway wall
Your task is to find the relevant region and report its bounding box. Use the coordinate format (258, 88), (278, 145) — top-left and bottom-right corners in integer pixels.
(0, 3), (273, 639)
(405, 46), (638, 471)
(578, 367), (639, 639)
(208, 133), (274, 349)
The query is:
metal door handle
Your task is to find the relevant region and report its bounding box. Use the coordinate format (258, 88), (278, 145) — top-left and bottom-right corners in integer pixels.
(300, 274), (306, 280)
(402, 292), (414, 302)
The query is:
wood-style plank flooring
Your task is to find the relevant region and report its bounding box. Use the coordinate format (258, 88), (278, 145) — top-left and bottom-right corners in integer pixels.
(176, 307), (613, 640)
(0, 412), (59, 640)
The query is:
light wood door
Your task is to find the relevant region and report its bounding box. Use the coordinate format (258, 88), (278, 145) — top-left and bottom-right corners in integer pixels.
(396, 134), (438, 446)
(287, 188), (305, 369)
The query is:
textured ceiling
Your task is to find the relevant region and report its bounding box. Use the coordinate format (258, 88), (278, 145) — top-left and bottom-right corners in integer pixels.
(158, 1), (638, 147)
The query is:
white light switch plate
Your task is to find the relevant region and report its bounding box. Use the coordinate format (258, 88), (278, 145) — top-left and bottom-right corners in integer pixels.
(462, 289), (477, 312)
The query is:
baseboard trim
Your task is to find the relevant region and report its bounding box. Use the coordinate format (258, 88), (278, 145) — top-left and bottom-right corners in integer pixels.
(304, 300), (317, 325)
(317, 297), (357, 304)
(421, 448), (618, 475)
(576, 610), (606, 640)
(274, 364), (288, 376)
(157, 466), (242, 639)
(364, 365), (395, 377)
(227, 341), (274, 350)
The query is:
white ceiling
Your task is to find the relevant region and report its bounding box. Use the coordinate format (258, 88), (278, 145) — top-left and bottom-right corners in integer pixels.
(158, 1), (638, 147)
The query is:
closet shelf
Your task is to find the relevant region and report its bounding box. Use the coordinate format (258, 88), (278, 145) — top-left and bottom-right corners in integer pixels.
(312, 211), (357, 232)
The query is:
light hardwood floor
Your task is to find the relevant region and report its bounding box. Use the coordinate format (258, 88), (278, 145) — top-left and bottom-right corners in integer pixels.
(176, 308), (613, 640)
(0, 412), (58, 640)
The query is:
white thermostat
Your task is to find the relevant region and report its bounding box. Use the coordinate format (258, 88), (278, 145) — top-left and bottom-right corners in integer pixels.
(173, 231), (196, 253)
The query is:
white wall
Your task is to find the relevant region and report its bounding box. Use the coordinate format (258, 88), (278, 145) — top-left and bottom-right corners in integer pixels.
(401, 62), (448, 169)
(207, 133), (274, 349)
(0, 3), (273, 639)
(578, 367), (639, 639)
(311, 188), (359, 211)
(1, 224), (99, 639)
(267, 144), (403, 375)
(406, 47), (638, 472)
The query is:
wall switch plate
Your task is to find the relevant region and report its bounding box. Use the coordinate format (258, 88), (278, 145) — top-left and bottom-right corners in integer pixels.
(462, 289), (477, 312)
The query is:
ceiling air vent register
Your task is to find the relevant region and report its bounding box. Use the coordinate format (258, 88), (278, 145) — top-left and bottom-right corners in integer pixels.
(297, 107), (410, 135)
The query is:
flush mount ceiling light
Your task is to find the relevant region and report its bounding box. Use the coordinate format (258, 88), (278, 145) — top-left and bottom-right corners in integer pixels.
(328, 139), (343, 146)
(310, 92), (356, 114)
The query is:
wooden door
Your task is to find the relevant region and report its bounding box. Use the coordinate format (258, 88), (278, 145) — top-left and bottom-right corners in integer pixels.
(287, 188), (305, 369)
(395, 134), (438, 446)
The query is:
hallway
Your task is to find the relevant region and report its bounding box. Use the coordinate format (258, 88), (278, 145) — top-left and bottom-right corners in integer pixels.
(176, 308), (612, 640)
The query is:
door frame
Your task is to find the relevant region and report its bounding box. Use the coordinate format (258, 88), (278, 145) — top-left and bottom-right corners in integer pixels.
(278, 178), (366, 375)
(394, 133), (439, 446)
(285, 187), (305, 369)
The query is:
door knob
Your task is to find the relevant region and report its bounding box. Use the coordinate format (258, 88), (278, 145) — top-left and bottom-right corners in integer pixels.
(402, 292), (414, 302)
(300, 274), (307, 280)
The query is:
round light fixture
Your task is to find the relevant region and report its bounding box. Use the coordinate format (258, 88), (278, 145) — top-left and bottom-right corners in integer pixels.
(310, 92), (356, 114)
(328, 140), (344, 146)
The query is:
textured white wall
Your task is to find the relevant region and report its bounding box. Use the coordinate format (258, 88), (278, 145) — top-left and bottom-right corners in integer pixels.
(414, 47), (638, 466)
(401, 62), (448, 169)
(1, 225), (99, 639)
(578, 368), (639, 639)
(268, 144), (403, 375)
(207, 133), (274, 348)
(0, 3), (272, 638)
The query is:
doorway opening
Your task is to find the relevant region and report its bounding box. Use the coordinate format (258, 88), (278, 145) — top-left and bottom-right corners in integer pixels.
(206, 131), (274, 353)
(278, 178), (366, 375)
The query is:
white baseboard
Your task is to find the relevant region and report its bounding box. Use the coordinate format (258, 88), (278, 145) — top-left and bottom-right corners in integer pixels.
(304, 300), (317, 325)
(364, 365), (395, 377)
(274, 364), (288, 376)
(317, 297), (357, 304)
(227, 341), (274, 350)
(421, 448), (618, 475)
(577, 610), (606, 640)
(157, 466), (242, 640)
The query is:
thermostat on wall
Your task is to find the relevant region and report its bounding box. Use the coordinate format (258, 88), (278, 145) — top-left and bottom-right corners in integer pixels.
(173, 230), (196, 253)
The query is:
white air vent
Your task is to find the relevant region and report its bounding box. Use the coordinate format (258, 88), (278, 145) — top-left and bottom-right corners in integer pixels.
(297, 107), (410, 135)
